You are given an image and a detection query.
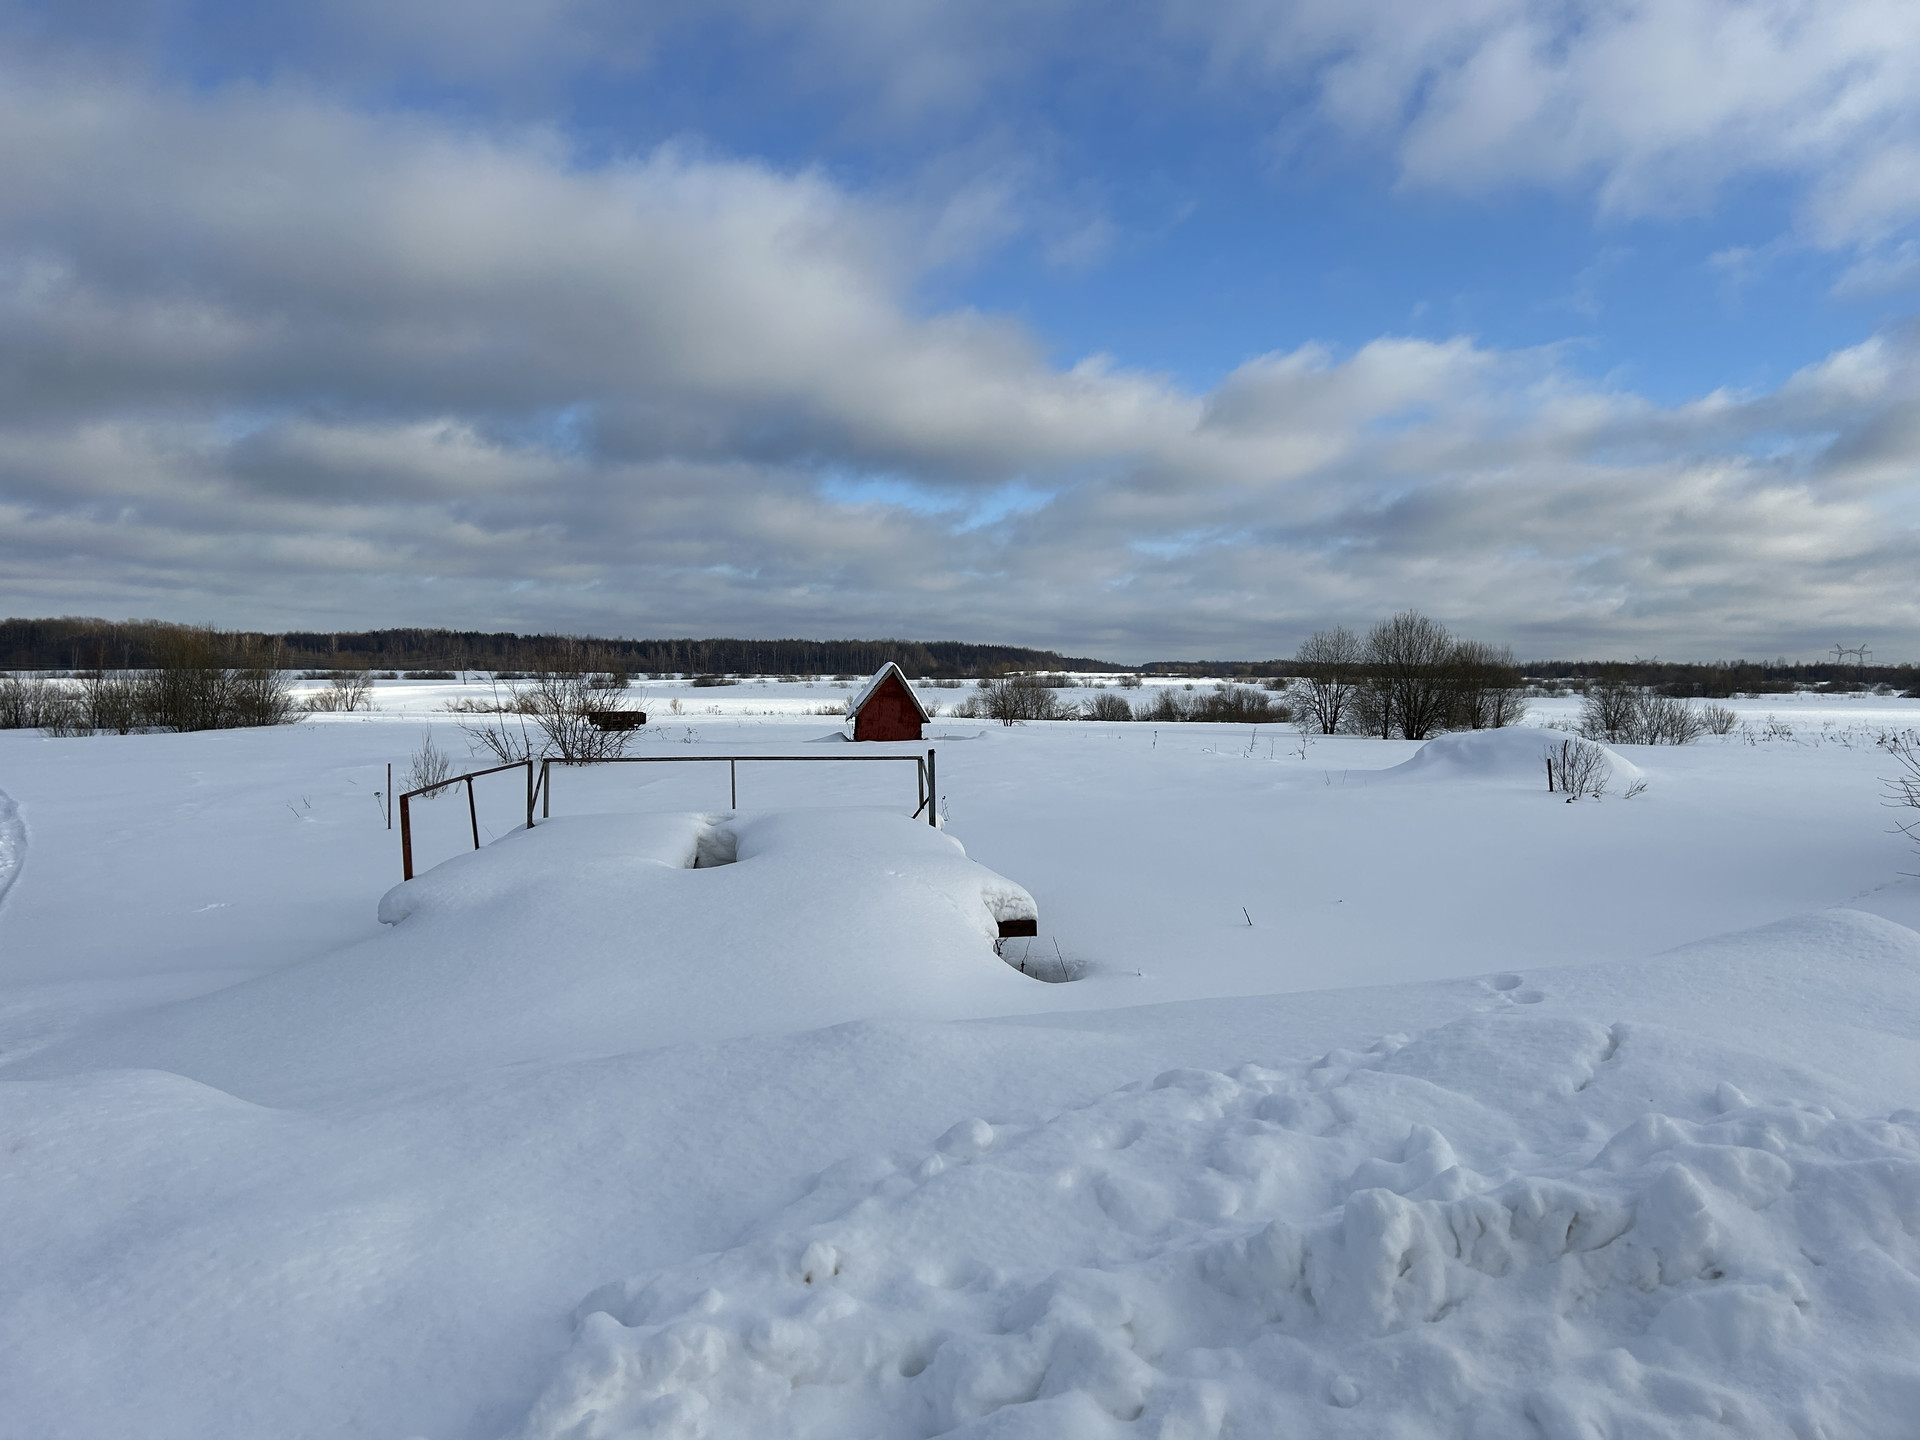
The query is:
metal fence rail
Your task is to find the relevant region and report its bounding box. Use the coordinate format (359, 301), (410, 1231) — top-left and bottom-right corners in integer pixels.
(398, 749), (937, 880)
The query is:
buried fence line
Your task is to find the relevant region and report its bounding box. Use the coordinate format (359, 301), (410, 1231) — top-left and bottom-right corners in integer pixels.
(397, 750), (937, 881)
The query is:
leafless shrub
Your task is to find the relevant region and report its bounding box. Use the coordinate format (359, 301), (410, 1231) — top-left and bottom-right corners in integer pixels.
(82, 670), (144, 733)
(972, 675), (1064, 724)
(305, 667), (373, 712)
(1700, 703), (1739, 735)
(1622, 777), (1649, 799)
(1, 675), (77, 730)
(1140, 686), (1189, 722)
(1580, 683), (1705, 745)
(1118, 673), (1143, 689)
(1081, 691), (1135, 721)
(440, 695), (511, 714)
(406, 732), (453, 793)
(1880, 730), (1920, 856)
(461, 655), (641, 762)
(1546, 737), (1612, 799)
(1187, 683), (1288, 723)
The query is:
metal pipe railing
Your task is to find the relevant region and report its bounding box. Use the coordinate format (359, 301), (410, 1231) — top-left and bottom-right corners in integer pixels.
(398, 749), (938, 880)
(397, 758), (536, 881)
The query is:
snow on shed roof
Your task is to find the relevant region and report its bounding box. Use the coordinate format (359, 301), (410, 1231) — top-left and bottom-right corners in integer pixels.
(847, 662), (932, 723)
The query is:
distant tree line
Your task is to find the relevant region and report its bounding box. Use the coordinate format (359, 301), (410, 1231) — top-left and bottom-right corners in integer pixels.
(1144, 651), (1920, 693)
(1518, 656), (1920, 696)
(0, 618), (1119, 679)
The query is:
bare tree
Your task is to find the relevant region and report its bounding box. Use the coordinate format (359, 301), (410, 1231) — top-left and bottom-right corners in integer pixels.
(1365, 610), (1455, 740)
(1293, 626), (1364, 734)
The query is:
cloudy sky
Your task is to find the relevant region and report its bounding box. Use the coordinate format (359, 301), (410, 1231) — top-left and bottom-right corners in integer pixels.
(4, 0), (1919, 660)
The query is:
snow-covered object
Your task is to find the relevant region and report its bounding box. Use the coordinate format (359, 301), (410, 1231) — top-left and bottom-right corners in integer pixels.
(32, 809), (1041, 1100)
(1375, 725), (1647, 789)
(514, 1007), (1920, 1440)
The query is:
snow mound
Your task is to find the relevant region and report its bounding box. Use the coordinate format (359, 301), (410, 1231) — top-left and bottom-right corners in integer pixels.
(513, 1009), (1920, 1440)
(30, 809), (1042, 1100)
(1378, 726), (1646, 789)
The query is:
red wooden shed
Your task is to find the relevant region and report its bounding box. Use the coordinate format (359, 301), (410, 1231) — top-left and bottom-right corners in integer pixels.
(847, 662), (931, 742)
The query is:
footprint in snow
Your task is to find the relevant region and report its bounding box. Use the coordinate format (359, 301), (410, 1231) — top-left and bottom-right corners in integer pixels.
(1479, 972), (1545, 1006)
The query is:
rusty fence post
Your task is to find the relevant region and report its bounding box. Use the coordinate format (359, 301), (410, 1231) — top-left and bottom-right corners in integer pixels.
(730, 758), (737, 810)
(927, 748), (937, 826)
(466, 775), (480, 850)
(400, 794), (414, 880)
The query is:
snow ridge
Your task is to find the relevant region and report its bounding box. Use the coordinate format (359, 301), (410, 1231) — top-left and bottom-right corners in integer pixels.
(513, 1010), (1920, 1439)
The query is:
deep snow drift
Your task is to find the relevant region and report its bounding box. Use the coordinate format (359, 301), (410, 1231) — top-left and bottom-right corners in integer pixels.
(520, 990), (1920, 1439)
(23, 809), (1040, 1101)
(4, 697), (1920, 1439)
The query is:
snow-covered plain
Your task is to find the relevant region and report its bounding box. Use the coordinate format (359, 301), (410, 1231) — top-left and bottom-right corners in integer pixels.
(3, 676), (1920, 1438)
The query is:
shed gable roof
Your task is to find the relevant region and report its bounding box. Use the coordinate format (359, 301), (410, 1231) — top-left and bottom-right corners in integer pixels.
(847, 662), (932, 723)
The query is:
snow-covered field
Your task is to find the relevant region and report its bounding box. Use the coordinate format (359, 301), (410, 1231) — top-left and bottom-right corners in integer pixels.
(4, 676), (1920, 1438)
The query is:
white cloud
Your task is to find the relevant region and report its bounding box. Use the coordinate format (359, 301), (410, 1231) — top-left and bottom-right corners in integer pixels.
(1190, 0), (1920, 248)
(1, 65), (1918, 657)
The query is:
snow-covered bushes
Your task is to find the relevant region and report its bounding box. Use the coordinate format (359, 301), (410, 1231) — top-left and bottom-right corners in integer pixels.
(1080, 691), (1135, 722)
(1580, 683), (1707, 745)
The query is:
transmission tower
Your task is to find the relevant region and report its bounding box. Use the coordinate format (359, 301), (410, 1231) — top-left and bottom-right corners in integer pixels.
(1831, 642), (1872, 676)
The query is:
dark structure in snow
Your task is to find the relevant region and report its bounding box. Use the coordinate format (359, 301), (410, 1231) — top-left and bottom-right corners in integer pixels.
(847, 662), (931, 742)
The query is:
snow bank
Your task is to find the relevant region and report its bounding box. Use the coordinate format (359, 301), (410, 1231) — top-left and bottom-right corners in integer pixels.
(515, 1006), (1920, 1440)
(1375, 726), (1647, 790)
(27, 809), (1041, 1101)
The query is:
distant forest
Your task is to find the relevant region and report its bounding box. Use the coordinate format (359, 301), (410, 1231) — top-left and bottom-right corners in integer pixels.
(1, 617), (1913, 693)
(0, 617), (1121, 679)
